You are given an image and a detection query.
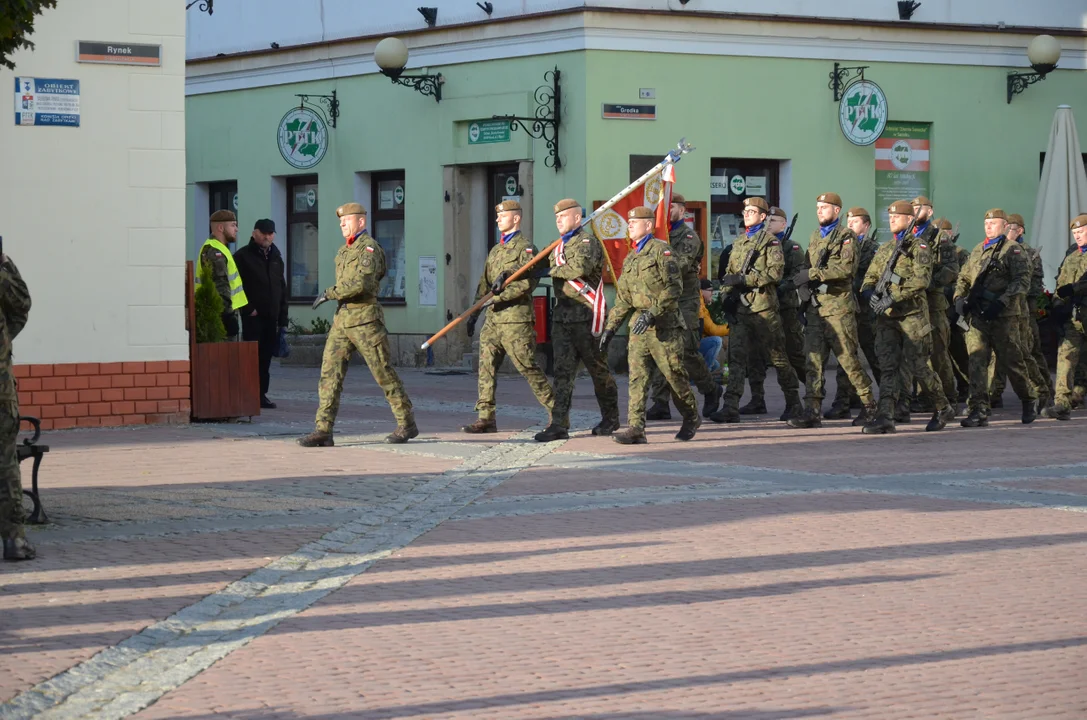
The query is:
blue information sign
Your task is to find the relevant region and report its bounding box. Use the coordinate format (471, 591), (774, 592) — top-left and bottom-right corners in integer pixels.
(14, 77), (81, 127)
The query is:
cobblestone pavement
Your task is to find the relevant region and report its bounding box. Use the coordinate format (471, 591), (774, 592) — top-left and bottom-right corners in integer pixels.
(2, 364), (1086, 719)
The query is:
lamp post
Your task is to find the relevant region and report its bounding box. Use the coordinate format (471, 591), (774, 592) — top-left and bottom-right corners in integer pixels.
(374, 37), (443, 103)
(1007, 35), (1062, 104)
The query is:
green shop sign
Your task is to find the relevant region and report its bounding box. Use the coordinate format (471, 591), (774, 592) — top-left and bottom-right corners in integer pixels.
(278, 107), (328, 169)
(468, 120), (510, 145)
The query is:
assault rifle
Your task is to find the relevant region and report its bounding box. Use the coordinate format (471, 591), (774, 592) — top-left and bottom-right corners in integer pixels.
(782, 213), (799, 244)
(1050, 265), (1087, 325)
(868, 217), (919, 315)
(720, 245), (760, 321)
(797, 248), (828, 310)
(852, 228), (879, 294)
(955, 235), (1006, 329)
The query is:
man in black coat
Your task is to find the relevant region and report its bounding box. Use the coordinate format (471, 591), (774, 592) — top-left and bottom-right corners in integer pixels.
(234, 218), (289, 408)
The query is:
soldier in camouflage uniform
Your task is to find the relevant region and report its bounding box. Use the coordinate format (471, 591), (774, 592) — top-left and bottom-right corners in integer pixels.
(897, 196), (959, 420)
(784, 193), (876, 428)
(298, 203), (417, 447)
(1042, 214), (1087, 420)
(828, 207), (882, 418)
(200, 209), (241, 339)
(988, 213), (1052, 409)
(599, 206), (700, 444)
(535, 199), (619, 442)
(463, 200), (554, 433)
(645, 194), (723, 420)
(742, 206), (806, 415)
(860, 201), (956, 434)
(953, 208), (1038, 427)
(709, 197), (802, 423)
(0, 255), (32, 561)
(941, 218), (972, 403)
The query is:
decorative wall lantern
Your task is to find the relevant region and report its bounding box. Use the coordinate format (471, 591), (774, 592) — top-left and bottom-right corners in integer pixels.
(375, 37), (444, 103)
(1007, 35), (1062, 104)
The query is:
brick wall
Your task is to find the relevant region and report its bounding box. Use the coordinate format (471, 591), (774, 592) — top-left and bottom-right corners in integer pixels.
(14, 361), (191, 430)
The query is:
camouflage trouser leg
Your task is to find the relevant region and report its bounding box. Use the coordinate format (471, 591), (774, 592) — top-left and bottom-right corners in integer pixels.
(314, 321), (356, 433)
(745, 344), (768, 405)
(1054, 322), (1085, 408)
(781, 307), (808, 382)
(551, 320), (619, 430)
(966, 317), (1037, 413)
(988, 315), (1048, 402)
(874, 313), (947, 416)
(724, 309), (799, 413)
(651, 319), (717, 405)
(1028, 313), (1054, 397)
(0, 406), (23, 541)
(628, 326), (698, 429)
(804, 311), (874, 410)
(949, 323), (970, 399)
(834, 309), (879, 405)
(1075, 349), (1087, 399)
(929, 306), (956, 405)
(476, 320), (554, 422)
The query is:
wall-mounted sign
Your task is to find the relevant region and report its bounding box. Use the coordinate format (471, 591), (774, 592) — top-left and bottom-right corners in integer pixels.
(14, 77), (80, 127)
(394, 185), (405, 204)
(729, 175), (746, 195)
(744, 176), (767, 196)
(77, 41), (161, 65)
(505, 176), (519, 195)
(602, 103), (656, 120)
(874, 122), (932, 238)
(277, 107), (327, 169)
(838, 79), (888, 146)
(418, 256), (437, 306)
(468, 120), (510, 144)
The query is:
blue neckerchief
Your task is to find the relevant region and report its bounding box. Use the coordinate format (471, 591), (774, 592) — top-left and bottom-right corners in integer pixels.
(774, 231), (785, 241)
(634, 234), (653, 254)
(1015, 235), (1024, 244)
(819, 219), (839, 238)
(745, 222), (764, 237)
(561, 228), (578, 244)
(670, 220), (684, 232)
(912, 220), (930, 236)
(983, 235), (1005, 250)
(1079, 245), (1087, 254)
(857, 233), (865, 243)
(894, 230), (907, 242)
(501, 230), (520, 245)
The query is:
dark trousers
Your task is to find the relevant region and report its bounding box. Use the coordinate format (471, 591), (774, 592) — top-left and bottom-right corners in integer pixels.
(241, 314), (278, 397)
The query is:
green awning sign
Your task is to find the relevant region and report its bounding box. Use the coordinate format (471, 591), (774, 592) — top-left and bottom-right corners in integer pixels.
(468, 120), (510, 145)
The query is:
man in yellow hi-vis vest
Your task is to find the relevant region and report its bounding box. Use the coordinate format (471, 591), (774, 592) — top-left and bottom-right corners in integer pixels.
(197, 209), (248, 339)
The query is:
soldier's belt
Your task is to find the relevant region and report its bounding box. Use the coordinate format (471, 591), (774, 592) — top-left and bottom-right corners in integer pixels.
(339, 300), (378, 309)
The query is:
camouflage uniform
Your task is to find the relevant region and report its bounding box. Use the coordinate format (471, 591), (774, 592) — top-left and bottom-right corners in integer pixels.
(747, 236), (807, 407)
(474, 231), (554, 422)
(1050, 244), (1087, 413)
(713, 224), (801, 419)
(989, 239), (1052, 404)
(0, 259), (31, 546)
(832, 230), (882, 407)
(948, 242), (971, 400)
(953, 233), (1037, 416)
(314, 231), (415, 432)
(862, 228), (949, 418)
(648, 222), (719, 409)
(548, 227), (619, 430)
(200, 243), (238, 338)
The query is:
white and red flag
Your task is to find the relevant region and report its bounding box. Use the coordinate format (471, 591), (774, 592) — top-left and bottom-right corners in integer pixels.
(590, 162), (676, 282)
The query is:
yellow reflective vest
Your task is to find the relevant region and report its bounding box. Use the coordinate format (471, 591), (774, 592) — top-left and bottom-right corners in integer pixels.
(196, 238), (248, 311)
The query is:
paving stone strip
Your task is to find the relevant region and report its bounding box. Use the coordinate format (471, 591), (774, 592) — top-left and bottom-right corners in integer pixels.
(1, 429), (562, 720)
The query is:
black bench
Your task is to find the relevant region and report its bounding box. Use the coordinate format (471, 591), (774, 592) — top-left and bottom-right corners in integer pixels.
(17, 415), (49, 524)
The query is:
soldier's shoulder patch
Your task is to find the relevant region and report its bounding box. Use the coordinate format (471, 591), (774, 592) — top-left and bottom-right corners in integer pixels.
(365, 246), (375, 253)
(770, 239), (780, 246)
(686, 233), (694, 239)
(843, 238), (852, 244)
(581, 238), (590, 243)
(525, 247), (534, 254)
(918, 243), (928, 249)
(663, 250), (672, 256)
(792, 244), (801, 251)
(214, 251), (223, 257)
(1012, 246), (1021, 254)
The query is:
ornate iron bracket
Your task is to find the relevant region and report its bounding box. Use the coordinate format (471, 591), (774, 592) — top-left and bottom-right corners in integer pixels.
(295, 90), (340, 128)
(828, 62), (869, 102)
(381, 68), (443, 102)
(185, 0), (213, 15)
(1007, 67), (1053, 104)
(494, 67), (562, 171)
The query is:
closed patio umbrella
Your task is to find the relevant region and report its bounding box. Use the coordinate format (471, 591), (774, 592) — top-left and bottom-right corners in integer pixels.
(1034, 105), (1087, 288)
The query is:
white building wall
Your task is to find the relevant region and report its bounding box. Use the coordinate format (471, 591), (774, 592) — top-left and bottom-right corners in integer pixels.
(0, 0), (188, 364)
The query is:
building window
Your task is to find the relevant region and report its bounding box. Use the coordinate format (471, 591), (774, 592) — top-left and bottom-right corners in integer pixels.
(209, 181), (238, 216)
(371, 171), (406, 302)
(709, 158), (780, 275)
(287, 176), (319, 300)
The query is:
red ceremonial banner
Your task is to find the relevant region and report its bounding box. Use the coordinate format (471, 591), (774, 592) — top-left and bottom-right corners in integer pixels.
(591, 165), (674, 283)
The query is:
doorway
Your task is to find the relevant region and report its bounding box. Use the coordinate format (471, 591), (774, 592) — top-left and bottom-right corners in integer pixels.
(487, 164), (522, 249)
(710, 158), (780, 276)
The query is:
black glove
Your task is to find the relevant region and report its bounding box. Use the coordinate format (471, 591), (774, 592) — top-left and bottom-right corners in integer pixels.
(720, 274), (745, 288)
(792, 268), (812, 286)
(598, 329), (615, 353)
(631, 310), (654, 335)
(491, 271), (511, 295)
(311, 293), (329, 310)
(721, 293), (740, 317)
(466, 313), (479, 338)
(860, 288), (875, 305)
(717, 247), (733, 281)
(981, 300), (1005, 320)
(954, 297), (967, 317)
(1057, 284), (1075, 299)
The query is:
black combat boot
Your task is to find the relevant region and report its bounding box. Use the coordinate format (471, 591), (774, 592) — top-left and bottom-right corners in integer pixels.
(990, 395), (1004, 409)
(385, 423), (419, 444)
(1042, 404), (1071, 421)
(925, 405), (956, 432)
(823, 401), (851, 420)
(709, 406), (740, 423)
(298, 430), (334, 447)
(893, 400), (911, 424)
(787, 407), (822, 429)
(780, 393), (803, 421)
(613, 427), (648, 444)
(852, 403), (877, 427)
(675, 416), (701, 441)
(1021, 399), (1038, 424)
(462, 418), (498, 434)
(592, 419), (621, 436)
(645, 401), (671, 421)
(960, 409), (989, 428)
(702, 384), (723, 417)
(861, 414), (896, 434)
(3, 536), (35, 561)
(910, 397), (934, 413)
(534, 424), (570, 442)
(739, 398), (767, 415)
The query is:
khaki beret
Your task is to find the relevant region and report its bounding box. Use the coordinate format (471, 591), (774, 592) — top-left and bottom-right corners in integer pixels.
(769, 206), (787, 219)
(496, 199), (522, 213)
(553, 198), (580, 214)
(911, 195), (932, 207)
(628, 206), (656, 220)
(671, 193), (687, 206)
(209, 210), (236, 223)
(336, 202), (366, 217)
(888, 200), (915, 216)
(1007, 213), (1025, 226)
(984, 208), (1007, 220)
(816, 192), (842, 207)
(743, 197), (770, 213)
(1070, 214), (1087, 230)
(846, 207), (870, 221)
(936, 217), (953, 231)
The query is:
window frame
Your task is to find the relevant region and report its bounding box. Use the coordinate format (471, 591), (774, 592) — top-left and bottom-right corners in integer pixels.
(370, 169), (408, 305)
(286, 174), (320, 302)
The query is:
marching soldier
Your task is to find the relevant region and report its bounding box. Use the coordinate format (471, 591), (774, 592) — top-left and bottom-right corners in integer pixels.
(742, 206), (806, 415)
(463, 200), (554, 433)
(299, 203), (417, 446)
(860, 201), (955, 434)
(952, 208), (1038, 427)
(942, 218), (972, 404)
(599, 206), (700, 444)
(1, 254), (32, 561)
(785, 193), (876, 428)
(988, 213), (1052, 409)
(535, 199), (620, 441)
(645, 194), (723, 420)
(1042, 214), (1087, 420)
(827, 207), (881, 418)
(709, 197), (802, 423)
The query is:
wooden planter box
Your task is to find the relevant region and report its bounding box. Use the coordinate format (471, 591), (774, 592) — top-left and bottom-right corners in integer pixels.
(186, 261), (261, 420)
